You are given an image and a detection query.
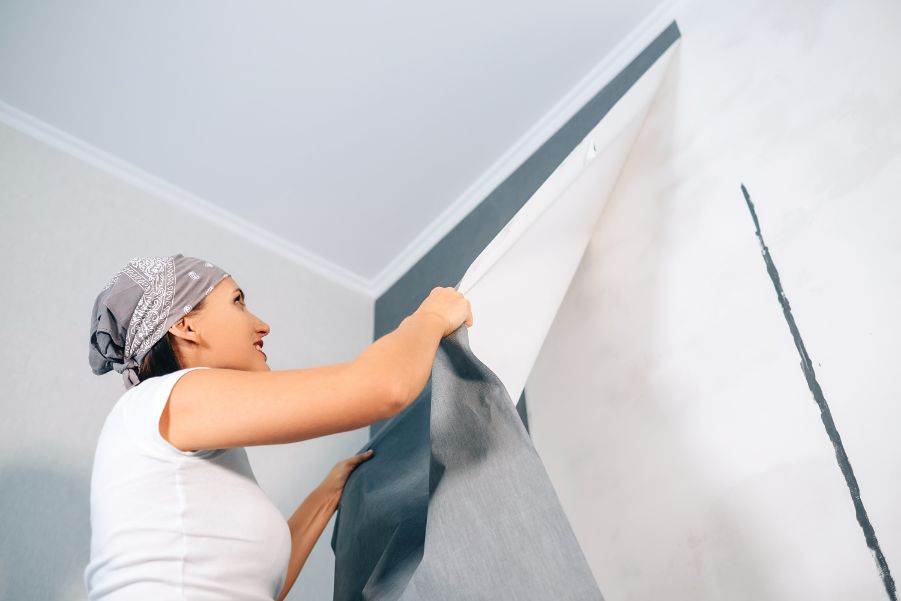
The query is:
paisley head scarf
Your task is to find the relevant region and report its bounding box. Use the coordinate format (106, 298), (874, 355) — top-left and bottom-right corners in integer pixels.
(89, 254), (230, 390)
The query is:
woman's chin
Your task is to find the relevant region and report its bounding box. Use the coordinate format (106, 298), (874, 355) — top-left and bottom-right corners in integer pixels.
(251, 352), (269, 369)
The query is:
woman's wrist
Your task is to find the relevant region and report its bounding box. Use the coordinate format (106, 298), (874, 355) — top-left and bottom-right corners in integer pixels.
(312, 484), (340, 514)
(288, 486), (338, 535)
(406, 309), (447, 338)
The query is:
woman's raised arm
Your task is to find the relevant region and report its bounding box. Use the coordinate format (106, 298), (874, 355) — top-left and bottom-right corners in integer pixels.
(160, 308), (449, 452)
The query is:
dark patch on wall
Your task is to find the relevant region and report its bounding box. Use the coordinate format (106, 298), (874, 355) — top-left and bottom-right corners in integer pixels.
(371, 20), (682, 437)
(515, 389), (530, 434)
(741, 183), (896, 601)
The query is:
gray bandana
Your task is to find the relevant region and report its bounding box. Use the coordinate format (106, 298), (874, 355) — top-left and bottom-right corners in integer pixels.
(89, 254), (230, 390)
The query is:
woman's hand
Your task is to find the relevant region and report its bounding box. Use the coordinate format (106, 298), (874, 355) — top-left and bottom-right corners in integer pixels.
(281, 450), (375, 601)
(316, 449), (375, 510)
(414, 286), (473, 337)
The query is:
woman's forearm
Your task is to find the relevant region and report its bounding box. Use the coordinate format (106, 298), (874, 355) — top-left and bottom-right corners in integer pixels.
(356, 310), (446, 410)
(276, 486), (339, 601)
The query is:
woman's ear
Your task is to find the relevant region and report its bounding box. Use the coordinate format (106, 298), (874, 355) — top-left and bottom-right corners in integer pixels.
(168, 317), (199, 344)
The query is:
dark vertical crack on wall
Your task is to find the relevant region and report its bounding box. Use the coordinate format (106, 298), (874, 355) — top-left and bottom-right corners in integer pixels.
(741, 182), (896, 600)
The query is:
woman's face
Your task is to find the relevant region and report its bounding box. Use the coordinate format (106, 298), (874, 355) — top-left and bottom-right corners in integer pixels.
(168, 276), (271, 371)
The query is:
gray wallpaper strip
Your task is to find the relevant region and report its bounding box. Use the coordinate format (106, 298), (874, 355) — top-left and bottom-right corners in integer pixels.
(333, 325), (605, 600)
(372, 20), (681, 437)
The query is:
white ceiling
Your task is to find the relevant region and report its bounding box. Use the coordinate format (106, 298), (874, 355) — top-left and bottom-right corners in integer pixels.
(0, 0), (667, 294)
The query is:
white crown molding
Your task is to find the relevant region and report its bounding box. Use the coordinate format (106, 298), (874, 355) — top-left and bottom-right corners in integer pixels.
(368, 0), (684, 298)
(0, 99), (375, 298)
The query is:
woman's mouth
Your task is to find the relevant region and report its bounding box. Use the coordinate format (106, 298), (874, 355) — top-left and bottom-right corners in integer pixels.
(254, 343), (266, 360)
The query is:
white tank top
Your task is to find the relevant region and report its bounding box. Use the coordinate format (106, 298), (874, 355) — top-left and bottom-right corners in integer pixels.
(83, 366), (291, 600)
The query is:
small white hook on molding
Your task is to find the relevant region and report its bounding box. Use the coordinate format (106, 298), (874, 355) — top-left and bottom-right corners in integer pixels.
(585, 139), (598, 163)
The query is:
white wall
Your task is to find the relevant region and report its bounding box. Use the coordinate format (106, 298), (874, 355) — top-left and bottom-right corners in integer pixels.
(0, 120), (374, 600)
(527, 0), (901, 598)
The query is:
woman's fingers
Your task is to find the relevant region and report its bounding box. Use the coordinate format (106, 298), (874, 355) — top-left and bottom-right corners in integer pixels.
(343, 450), (375, 467)
(331, 450), (375, 483)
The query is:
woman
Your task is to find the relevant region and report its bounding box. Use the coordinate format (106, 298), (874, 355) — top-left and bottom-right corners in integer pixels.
(84, 254), (473, 600)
